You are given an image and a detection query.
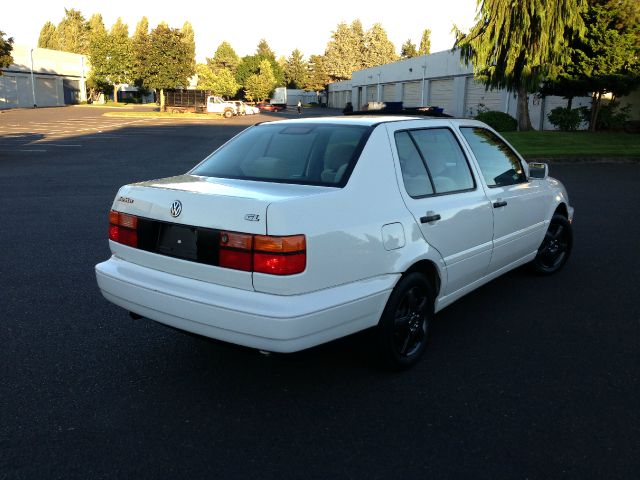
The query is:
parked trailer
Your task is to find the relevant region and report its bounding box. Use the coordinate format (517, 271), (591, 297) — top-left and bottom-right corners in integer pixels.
(270, 87), (319, 108)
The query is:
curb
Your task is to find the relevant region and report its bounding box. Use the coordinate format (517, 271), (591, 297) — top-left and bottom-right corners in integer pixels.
(526, 156), (640, 164)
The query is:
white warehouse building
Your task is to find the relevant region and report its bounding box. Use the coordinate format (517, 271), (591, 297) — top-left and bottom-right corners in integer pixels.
(0, 45), (87, 109)
(327, 50), (592, 130)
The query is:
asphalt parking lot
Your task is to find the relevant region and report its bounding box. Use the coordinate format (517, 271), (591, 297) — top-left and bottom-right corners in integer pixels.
(1, 106), (639, 479)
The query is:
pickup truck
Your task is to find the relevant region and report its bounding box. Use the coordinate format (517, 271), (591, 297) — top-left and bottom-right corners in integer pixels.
(164, 90), (237, 118)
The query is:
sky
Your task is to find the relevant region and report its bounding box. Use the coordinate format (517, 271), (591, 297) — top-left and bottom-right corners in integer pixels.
(5, 0), (479, 61)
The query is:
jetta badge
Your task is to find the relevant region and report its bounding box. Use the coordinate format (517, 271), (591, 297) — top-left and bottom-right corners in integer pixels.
(170, 200), (182, 218)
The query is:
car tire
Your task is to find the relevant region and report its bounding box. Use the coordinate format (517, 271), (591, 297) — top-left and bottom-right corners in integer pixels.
(531, 214), (573, 275)
(377, 272), (434, 370)
(223, 109), (233, 119)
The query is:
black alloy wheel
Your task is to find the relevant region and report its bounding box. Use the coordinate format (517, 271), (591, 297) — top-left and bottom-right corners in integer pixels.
(378, 272), (434, 369)
(532, 214), (573, 275)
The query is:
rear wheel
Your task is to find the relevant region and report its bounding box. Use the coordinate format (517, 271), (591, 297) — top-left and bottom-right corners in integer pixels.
(223, 109), (233, 118)
(531, 214), (573, 275)
(377, 272), (434, 369)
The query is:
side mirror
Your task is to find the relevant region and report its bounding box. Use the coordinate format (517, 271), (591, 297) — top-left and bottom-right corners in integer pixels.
(528, 162), (548, 180)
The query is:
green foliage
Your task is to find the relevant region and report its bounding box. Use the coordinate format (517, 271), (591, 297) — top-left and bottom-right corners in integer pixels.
(324, 20), (366, 80)
(108, 19), (133, 86)
(363, 23), (398, 68)
(284, 49), (308, 89)
(418, 29), (431, 55)
(55, 8), (90, 54)
(196, 64), (239, 98)
(455, 0), (587, 131)
(207, 41), (240, 72)
(244, 60), (277, 102)
(38, 22), (58, 49)
(305, 54), (331, 92)
(131, 17), (150, 88)
(475, 111), (518, 131)
(547, 107), (582, 131)
(235, 41), (284, 89)
(141, 24), (194, 91)
(0, 31), (13, 72)
(401, 39), (418, 59)
(181, 21), (196, 78)
(578, 101), (633, 131)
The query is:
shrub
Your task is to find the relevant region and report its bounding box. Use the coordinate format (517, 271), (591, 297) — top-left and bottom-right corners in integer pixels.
(578, 101), (632, 131)
(547, 107), (581, 131)
(474, 110), (517, 131)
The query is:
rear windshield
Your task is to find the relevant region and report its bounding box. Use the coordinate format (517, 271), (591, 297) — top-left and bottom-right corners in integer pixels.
(190, 123), (372, 186)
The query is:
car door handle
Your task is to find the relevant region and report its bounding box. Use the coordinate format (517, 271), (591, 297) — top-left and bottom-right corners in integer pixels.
(493, 200), (508, 208)
(420, 214), (441, 223)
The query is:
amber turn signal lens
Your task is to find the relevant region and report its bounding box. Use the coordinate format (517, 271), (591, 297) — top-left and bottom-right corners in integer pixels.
(254, 235), (306, 253)
(220, 231), (253, 250)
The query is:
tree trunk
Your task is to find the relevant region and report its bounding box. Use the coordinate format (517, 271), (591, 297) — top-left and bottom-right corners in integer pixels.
(516, 85), (533, 131)
(567, 97), (573, 110)
(160, 88), (165, 112)
(113, 84), (118, 104)
(589, 91), (602, 132)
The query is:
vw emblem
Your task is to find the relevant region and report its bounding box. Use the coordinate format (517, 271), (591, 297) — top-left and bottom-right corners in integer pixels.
(170, 200), (182, 218)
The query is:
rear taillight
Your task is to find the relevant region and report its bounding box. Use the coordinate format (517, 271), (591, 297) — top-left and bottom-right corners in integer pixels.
(219, 232), (306, 275)
(109, 210), (138, 247)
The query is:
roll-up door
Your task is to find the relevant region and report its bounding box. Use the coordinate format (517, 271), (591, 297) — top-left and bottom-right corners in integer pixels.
(429, 78), (454, 114)
(1, 76), (18, 108)
(464, 77), (504, 117)
(36, 77), (58, 106)
(367, 85), (378, 103)
(382, 84), (396, 102)
(402, 81), (421, 107)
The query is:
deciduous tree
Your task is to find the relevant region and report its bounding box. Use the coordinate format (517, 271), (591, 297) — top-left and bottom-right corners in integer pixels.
(131, 17), (150, 89)
(196, 64), (240, 98)
(55, 8), (89, 54)
(363, 23), (398, 68)
(0, 31), (14, 73)
(455, 0), (587, 130)
(244, 59), (277, 102)
(207, 41), (240, 72)
(324, 20), (366, 80)
(106, 18), (133, 103)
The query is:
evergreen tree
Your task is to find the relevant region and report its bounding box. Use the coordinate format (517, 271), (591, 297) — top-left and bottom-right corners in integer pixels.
(38, 22), (58, 49)
(256, 39), (276, 61)
(363, 23), (398, 68)
(55, 8), (89, 54)
(284, 49), (308, 89)
(401, 39), (418, 59)
(455, 0), (587, 130)
(244, 59), (277, 101)
(86, 15), (110, 98)
(207, 41), (240, 72)
(418, 29), (431, 55)
(305, 54), (331, 92)
(235, 40), (285, 89)
(324, 20), (366, 80)
(0, 31), (14, 73)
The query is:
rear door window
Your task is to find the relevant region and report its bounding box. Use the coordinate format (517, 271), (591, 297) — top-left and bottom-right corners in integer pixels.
(191, 123), (371, 186)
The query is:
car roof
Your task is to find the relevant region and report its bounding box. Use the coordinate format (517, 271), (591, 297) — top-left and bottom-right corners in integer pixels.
(259, 116), (485, 127)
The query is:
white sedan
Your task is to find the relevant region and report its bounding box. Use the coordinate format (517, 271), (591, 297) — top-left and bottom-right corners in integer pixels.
(96, 117), (573, 368)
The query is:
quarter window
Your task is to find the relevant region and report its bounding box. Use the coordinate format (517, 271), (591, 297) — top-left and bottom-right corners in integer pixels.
(395, 131), (434, 197)
(460, 127), (526, 187)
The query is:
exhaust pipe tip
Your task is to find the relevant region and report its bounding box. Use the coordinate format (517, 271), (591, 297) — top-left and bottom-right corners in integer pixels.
(129, 311), (143, 320)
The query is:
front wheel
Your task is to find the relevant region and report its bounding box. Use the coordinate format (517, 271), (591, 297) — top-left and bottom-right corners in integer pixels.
(377, 273), (434, 370)
(531, 214), (573, 275)
(223, 109), (233, 118)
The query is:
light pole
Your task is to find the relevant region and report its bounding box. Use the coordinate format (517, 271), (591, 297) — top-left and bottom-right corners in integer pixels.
(377, 72), (381, 103)
(30, 48), (37, 108)
(420, 59), (427, 107)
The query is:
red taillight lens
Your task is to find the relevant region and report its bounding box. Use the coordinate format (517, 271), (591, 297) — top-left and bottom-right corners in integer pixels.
(219, 249), (252, 271)
(109, 210), (138, 247)
(253, 252), (306, 275)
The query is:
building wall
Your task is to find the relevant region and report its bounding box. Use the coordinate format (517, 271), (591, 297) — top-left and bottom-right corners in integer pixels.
(0, 45), (87, 109)
(327, 50), (601, 130)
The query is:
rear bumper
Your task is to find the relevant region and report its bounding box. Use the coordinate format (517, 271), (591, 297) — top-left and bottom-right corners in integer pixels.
(95, 256), (398, 353)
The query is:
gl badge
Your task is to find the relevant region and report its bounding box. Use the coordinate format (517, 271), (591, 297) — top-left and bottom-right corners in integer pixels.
(244, 214), (260, 222)
(170, 200), (182, 218)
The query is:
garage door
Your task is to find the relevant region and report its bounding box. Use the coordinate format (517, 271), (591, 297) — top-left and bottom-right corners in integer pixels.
(402, 81), (421, 107)
(382, 84), (396, 102)
(464, 77), (503, 117)
(429, 78), (454, 114)
(36, 77), (58, 107)
(0, 76), (18, 108)
(17, 76), (32, 107)
(367, 85), (378, 103)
